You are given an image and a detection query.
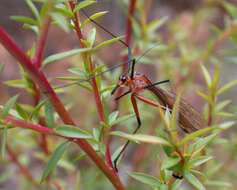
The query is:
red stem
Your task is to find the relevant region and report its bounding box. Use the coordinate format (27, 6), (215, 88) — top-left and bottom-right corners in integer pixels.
(39, 117), (50, 154)
(33, 17), (51, 68)
(68, 1), (113, 168)
(69, 1), (105, 122)
(123, 0), (137, 71)
(5, 116), (124, 189)
(31, 8), (52, 154)
(126, 0), (137, 46)
(6, 116), (54, 134)
(0, 27), (74, 124)
(0, 28), (124, 190)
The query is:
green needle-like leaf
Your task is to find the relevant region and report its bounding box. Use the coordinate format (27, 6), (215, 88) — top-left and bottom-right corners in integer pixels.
(74, 1), (96, 12)
(41, 141), (70, 183)
(1, 95), (19, 118)
(55, 125), (92, 139)
(1, 126), (8, 159)
(129, 172), (162, 188)
(184, 172), (206, 190)
(43, 48), (91, 66)
(111, 131), (171, 146)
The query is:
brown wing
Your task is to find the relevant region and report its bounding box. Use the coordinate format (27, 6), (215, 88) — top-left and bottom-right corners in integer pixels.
(148, 86), (205, 133)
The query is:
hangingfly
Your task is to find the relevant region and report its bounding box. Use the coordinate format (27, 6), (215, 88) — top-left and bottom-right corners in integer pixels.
(111, 59), (205, 170)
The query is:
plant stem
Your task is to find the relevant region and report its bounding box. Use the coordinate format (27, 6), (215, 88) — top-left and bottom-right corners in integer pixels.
(68, 1), (114, 168)
(5, 116), (125, 189)
(0, 28), (125, 190)
(32, 6), (52, 155)
(33, 16), (51, 68)
(123, 0), (137, 71)
(68, 1), (106, 123)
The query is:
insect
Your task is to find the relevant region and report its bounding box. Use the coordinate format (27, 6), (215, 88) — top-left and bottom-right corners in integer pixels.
(111, 58), (205, 170)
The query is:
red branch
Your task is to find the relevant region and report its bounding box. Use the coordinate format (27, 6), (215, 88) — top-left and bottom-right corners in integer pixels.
(33, 17), (51, 68)
(68, 1), (106, 123)
(5, 116), (124, 189)
(0, 28), (124, 190)
(123, 0), (137, 71)
(68, 1), (114, 168)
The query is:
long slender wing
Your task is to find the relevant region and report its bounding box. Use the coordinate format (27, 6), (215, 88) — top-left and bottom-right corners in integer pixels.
(148, 86), (205, 133)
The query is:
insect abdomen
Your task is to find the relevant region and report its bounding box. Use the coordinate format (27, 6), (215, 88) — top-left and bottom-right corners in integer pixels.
(149, 86), (205, 133)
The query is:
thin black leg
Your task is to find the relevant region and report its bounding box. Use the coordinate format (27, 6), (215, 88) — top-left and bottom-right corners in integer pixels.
(113, 117), (141, 172)
(144, 79), (170, 89)
(130, 59), (136, 79)
(113, 95), (141, 171)
(115, 90), (131, 101)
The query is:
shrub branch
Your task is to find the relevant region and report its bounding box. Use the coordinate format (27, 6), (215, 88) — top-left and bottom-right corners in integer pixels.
(0, 27), (125, 190)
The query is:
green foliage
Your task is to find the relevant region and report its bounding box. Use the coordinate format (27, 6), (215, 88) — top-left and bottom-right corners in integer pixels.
(41, 141), (70, 183)
(184, 172), (206, 190)
(44, 101), (55, 128)
(74, 0), (96, 12)
(0, 126), (8, 159)
(81, 11), (108, 28)
(55, 125), (93, 139)
(43, 47), (91, 66)
(1, 0), (237, 189)
(1, 95), (18, 118)
(129, 172), (162, 188)
(111, 131), (171, 145)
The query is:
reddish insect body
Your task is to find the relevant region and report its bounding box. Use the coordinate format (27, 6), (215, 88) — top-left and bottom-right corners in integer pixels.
(111, 60), (205, 170)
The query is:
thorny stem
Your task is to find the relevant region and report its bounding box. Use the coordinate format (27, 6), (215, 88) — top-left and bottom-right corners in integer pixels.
(0, 28), (125, 190)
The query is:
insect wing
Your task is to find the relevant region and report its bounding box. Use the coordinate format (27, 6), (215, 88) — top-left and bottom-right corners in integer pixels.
(149, 86), (205, 133)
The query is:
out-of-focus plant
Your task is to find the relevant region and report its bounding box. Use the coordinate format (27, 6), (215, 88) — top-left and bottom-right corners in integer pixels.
(0, 0), (237, 190)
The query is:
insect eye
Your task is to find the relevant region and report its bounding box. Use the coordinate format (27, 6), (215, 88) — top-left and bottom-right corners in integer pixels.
(119, 75), (127, 82)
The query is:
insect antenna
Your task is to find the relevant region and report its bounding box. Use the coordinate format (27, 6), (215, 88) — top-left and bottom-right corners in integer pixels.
(43, 60), (133, 93)
(130, 59), (136, 79)
(144, 79), (170, 89)
(136, 44), (161, 64)
(80, 9), (132, 64)
(45, 44), (164, 92)
(129, 43), (163, 79)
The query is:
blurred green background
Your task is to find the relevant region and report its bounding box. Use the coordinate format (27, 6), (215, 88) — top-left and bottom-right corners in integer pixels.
(0, 0), (237, 190)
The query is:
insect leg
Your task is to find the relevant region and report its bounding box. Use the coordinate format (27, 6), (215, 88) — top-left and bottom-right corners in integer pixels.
(113, 94), (141, 171)
(134, 94), (167, 110)
(144, 79), (170, 89)
(114, 90), (131, 100)
(130, 59), (136, 79)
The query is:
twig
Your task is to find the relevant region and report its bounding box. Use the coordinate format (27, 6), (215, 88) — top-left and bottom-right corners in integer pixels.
(0, 28), (125, 190)
(123, 0), (137, 71)
(68, 1), (113, 168)
(33, 17), (51, 68)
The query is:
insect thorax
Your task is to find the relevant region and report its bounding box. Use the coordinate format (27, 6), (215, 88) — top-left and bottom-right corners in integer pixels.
(132, 72), (149, 89)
